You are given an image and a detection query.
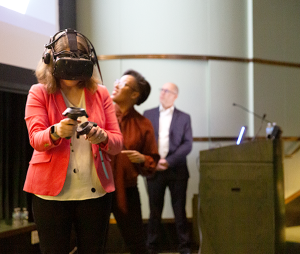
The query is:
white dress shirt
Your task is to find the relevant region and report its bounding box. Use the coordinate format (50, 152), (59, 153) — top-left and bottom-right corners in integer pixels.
(158, 104), (174, 159)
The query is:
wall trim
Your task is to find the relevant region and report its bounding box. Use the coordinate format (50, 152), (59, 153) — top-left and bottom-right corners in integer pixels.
(98, 54), (300, 68)
(193, 136), (300, 142)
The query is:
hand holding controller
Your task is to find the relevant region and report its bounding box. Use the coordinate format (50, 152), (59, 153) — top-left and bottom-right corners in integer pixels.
(62, 107), (89, 139)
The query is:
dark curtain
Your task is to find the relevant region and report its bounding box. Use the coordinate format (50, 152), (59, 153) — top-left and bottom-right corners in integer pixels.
(0, 91), (33, 223)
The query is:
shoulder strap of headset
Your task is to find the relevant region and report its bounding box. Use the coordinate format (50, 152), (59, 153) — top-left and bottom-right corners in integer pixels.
(78, 31), (103, 84)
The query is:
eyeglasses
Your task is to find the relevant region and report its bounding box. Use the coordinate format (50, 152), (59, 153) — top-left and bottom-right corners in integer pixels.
(115, 79), (137, 91)
(160, 88), (177, 95)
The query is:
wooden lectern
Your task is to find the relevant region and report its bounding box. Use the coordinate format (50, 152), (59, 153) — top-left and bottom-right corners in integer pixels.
(199, 139), (285, 254)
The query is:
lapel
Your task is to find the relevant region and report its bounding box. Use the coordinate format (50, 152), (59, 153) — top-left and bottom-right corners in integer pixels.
(54, 89), (67, 118)
(84, 88), (95, 121)
(169, 107), (178, 137)
(154, 107), (160, 139)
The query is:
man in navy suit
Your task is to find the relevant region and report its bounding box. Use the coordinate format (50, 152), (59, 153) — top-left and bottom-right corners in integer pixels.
(144, 82), (193, 254)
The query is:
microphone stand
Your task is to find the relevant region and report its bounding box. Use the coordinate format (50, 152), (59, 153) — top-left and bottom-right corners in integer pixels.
(233, 103), (272, 141)
(232, 103), (272, 123)
(252, 114), (266, 141)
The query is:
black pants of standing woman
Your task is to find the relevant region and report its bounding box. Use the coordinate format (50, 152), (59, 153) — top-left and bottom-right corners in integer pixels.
(32, 193), (112, 254)
(108, 186), (148, 254)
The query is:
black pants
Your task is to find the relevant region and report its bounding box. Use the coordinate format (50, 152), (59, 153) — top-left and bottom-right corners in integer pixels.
(147, 173), (191, 253)
(109, 186), (148, 254)
(32, 193), (112, 254)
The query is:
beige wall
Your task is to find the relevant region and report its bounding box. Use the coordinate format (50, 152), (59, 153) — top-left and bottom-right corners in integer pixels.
(252, 0), (300, 199)
(77, 0), (300, 218)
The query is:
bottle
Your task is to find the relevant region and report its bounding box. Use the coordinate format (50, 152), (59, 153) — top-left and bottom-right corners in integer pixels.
(12, 207), (22, 227)
(21, 207), (29, 225)
(266, 122), (273, 139)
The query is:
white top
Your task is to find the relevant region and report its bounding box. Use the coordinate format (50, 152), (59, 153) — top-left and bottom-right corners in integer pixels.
(158, 104), (174, 159)
(37, 90), (106, 200)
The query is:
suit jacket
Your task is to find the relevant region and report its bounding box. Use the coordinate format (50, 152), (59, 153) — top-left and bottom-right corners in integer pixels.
(24, 83), (123, 196)
(144, 106), (192, 179)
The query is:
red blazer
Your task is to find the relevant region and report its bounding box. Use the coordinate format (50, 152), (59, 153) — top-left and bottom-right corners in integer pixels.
(24, 83), (123, 196)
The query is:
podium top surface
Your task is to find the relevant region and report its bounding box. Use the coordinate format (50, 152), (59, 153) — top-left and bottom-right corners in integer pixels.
(200, 139), (280, 163)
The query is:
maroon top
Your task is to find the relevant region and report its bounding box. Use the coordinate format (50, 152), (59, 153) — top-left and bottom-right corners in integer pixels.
(110, 104), (159, 211)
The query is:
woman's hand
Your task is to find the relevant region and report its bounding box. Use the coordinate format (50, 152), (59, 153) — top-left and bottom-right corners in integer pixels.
(54, 118), (79, 139)
(85, 126), (108, 145)
(121, 150), (145, 164)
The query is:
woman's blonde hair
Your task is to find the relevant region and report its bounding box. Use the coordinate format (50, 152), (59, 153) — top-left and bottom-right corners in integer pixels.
(35, 31), (101, 94)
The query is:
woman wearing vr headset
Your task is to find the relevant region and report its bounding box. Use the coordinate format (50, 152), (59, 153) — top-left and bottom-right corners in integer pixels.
(108, 69), (159, 254)
(24, 29), (123, 254)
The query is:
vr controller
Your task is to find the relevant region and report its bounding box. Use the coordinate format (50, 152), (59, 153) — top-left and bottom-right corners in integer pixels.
(62, 107), (97, 139)
(76, 121), (97, 139)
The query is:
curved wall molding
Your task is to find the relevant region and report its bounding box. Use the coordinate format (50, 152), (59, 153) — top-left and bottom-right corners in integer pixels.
(98, 54), (300, 68)
(192, 136), (300, 142)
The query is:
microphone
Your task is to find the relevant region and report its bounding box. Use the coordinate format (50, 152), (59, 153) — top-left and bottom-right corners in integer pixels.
(232, 103), (271, 122)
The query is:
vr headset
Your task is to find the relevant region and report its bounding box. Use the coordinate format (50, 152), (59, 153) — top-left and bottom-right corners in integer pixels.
(42, 28), (103, 82)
